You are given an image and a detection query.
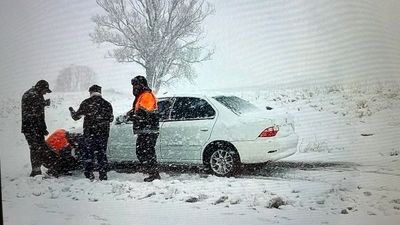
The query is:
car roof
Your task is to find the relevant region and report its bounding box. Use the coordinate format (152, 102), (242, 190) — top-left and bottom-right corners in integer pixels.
(158, 93), (213, 99)
(158, 92), (238, 99)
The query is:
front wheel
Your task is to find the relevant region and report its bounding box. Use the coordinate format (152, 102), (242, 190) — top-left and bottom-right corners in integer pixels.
(208, 148), (241, 177)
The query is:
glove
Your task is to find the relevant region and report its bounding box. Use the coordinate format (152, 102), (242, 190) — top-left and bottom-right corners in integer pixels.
(69, 107), (74, 112)
(44, 99), (51, 106)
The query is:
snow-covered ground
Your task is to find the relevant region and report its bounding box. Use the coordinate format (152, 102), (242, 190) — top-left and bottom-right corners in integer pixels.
(1, 82), (400, 225)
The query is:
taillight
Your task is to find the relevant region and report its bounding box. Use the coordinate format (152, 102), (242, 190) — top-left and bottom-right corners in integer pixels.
(259, 126), (279, 137)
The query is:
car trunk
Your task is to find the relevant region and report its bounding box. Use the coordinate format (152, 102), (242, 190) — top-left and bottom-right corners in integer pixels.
(238, 110), (295, 140)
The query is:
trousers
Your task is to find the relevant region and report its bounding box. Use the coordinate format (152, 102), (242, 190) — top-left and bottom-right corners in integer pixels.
(82, 134), (108, 177)
(136, 133), (159, 175)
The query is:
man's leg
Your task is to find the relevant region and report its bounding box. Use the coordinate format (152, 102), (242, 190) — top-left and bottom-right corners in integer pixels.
(42, 146), (61, 177)
(56, 147), (75, 175)
(35, 138), (66, 178)
(24, 133), (42, 176)
(97, 136), (109, 180)
(83, 136), (95, 180)
(145, 133), (159, 175)
(142, 133), (160, 182)
(136, 134), (147, 171)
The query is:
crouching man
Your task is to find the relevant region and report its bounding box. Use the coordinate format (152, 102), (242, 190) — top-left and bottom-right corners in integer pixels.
(46, 129), (83, 175)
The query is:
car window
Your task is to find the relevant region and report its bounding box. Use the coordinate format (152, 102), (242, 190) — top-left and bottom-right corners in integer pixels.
(213, 96), (259, 115)
(170, 97), (215, 120)
(157, 99), (173, 121)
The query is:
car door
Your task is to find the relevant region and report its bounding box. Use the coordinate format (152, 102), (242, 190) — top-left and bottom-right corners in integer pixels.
(108, 98), (173, 162)
(108, 115), (137, 162)
(160, 97), (217, 161)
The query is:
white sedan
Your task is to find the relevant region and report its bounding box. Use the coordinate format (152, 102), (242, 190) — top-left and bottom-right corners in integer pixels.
(108, 94), (298, 176)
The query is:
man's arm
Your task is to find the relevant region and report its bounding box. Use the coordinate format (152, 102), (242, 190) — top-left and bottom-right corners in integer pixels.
(125, 108), (134, 121)
(107, 102), (114, 123)
(69, 101), (86, 121)
(37, 94), (49, 135)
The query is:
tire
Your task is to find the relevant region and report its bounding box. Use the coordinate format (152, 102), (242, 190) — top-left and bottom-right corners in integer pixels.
(206, 146), (241, 177)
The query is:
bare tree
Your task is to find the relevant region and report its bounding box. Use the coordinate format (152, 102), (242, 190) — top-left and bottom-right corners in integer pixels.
(55, 65), (97, 92)
(90, 0), (214, 92)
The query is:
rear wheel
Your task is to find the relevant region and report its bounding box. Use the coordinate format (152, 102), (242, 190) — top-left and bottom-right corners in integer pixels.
(207, 146), (241, 177)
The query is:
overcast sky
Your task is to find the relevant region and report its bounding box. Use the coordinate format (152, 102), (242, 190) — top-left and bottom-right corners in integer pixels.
(1, 0), (400, 96)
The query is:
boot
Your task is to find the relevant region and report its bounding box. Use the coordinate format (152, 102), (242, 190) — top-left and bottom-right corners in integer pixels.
(46, 168), (59, 178)
(84, 171), (95, 181)
(144, 172), (160, 182)
(29, 170), (42, 177)
(99, 172), (108, 181)
(60, 170), (73, 176)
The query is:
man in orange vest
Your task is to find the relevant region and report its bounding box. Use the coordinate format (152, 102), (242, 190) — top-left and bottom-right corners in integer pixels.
(46, 129), (83, 175)
(127, 76), (160, 182)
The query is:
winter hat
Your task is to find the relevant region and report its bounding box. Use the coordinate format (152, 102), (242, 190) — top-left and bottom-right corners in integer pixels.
(131, 75), (148, 88)
(88, 84), (102, 93)
(35, 80), (52, 93)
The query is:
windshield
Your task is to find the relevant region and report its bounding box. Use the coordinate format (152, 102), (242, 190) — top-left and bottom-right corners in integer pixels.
(213, 96), (259, 115)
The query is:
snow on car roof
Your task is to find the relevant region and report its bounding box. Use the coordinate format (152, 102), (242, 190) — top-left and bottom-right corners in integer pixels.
(158, 92), (219, 99)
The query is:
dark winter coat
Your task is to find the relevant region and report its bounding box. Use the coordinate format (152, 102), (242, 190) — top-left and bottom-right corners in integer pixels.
(71, 95), (114, 137)
(21, 87), (48, 135)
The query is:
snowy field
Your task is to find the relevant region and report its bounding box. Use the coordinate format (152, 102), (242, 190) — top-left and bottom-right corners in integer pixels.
(1, 82), (400, 225)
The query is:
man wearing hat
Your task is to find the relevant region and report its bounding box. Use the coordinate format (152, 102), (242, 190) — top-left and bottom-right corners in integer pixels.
(127, 75), (160, 182)
(69, 84), (113, 181)
(21, 80), (55, 177)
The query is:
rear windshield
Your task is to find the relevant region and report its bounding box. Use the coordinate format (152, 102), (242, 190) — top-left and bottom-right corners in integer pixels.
(213, 96), (259, 115)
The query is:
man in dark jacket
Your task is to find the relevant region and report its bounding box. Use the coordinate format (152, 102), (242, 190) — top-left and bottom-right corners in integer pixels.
(21, 80), (57, 177)
(127, 76), (160, 182)
(69, 85), (113, 181)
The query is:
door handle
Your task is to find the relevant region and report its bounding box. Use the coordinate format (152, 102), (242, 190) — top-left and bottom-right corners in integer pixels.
(200, 128), (209, 132)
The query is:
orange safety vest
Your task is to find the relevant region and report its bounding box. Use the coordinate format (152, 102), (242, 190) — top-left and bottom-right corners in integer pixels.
(46, 129), (70, 154)
(134, 91), (157, 112)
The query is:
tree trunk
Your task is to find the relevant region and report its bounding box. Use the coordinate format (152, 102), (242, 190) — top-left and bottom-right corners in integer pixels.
(145, 66), (157, 93)
(154, 81), (162, 94)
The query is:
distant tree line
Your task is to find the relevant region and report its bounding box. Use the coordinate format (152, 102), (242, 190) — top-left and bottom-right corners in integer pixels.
(55, 65), (97, 92)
